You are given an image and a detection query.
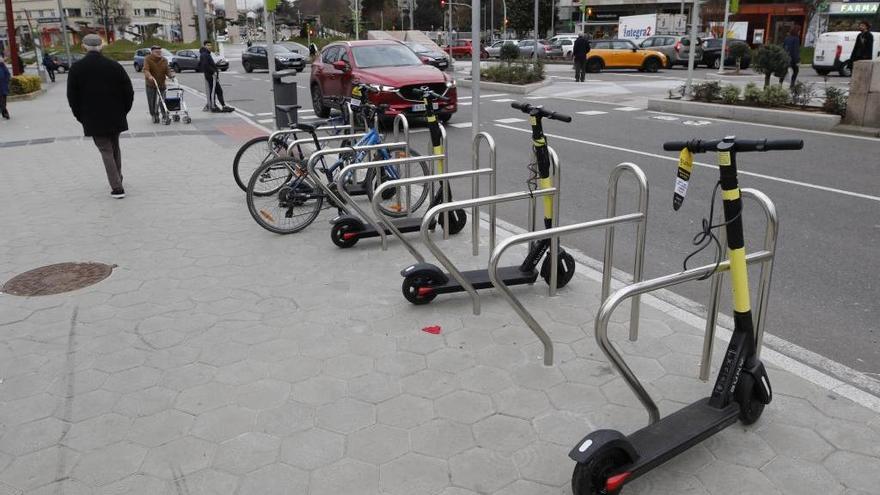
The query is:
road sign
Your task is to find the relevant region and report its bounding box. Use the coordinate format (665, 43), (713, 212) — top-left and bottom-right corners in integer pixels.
(37, 17), (61, 23)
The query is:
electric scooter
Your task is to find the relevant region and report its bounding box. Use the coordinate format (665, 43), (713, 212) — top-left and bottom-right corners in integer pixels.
(568, 136), (803, 495)
(400, 102), (576, 304)
(330, 86), (467, 247)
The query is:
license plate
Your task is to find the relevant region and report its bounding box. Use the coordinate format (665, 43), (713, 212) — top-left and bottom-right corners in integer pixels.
(816, 55), (824, 61)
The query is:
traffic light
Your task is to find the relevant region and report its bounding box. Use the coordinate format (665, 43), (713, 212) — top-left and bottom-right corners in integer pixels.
(440, 0), (446, 8)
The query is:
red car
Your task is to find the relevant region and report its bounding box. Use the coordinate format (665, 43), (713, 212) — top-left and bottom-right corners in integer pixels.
(444, 39), (473, 58)
(310, 40), (458, 121)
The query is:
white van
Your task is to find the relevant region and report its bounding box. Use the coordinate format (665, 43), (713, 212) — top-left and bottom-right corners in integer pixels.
(812, 31), (880, 76)
(548, 34), (578, 58)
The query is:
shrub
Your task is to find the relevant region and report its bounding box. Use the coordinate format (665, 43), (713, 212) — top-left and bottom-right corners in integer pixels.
(728, 43), (750, 73)
(760, 84), (791, 107)
(9, 75), (42, 95)
(753, 45), (789, 88)
(720, 84), (740, 104)
(691, 81), (721, 102)
(822, 86), (847, 116)
(743, 82), (762, 104)
(481, 61), (544, 84)
(500, 43), (520, 62)
(790, 81), (817, 108)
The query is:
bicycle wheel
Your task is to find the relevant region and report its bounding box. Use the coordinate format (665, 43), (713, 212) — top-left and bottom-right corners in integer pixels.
(246, 157), (324, 234)
(366, 148), (431, 218)
(233, 135), (283, 192)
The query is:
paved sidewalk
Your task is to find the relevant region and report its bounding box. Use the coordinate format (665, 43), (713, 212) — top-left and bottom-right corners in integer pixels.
(1, 81), (879, 495)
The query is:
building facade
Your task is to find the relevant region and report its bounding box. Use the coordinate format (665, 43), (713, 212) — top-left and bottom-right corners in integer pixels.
(556, 0), (697, 38)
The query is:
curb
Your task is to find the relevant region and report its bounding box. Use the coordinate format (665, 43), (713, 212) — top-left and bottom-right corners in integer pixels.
(647, 98), (841, 131)
(7, 89), (47, 102)
(833, 123), (880, 137)
(456, 77), (551, 94)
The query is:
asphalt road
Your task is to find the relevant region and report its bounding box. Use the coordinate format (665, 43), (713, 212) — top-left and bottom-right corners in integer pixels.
(136, 60), (880, 385)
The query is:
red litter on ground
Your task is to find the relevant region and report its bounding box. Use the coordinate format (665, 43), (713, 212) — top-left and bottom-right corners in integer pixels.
(422, 326), (442, 335)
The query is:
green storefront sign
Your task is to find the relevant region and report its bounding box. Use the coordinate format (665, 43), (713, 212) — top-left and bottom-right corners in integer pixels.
(829, 2), (879, 14)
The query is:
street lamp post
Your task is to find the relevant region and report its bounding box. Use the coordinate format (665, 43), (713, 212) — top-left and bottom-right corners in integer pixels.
(718, 0), (730, 73)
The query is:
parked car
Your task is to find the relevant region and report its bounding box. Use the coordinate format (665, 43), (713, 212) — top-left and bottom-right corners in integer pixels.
(278, 41), (309, 55)
(639, 35), (703, 68)
(700, 38), (751, 69)
(48, 51), (84, 72)
(517, 40), (548, 58)
(133, 48), (173, 72)
(585, 39), (668, 72)
(485, 39), (519, 58)
(547, 34), (578, 46)
(813, 30), (880, 76)
(548, 37), (575, 58)
(405, 41), (450, 70)
(310, 40), (457, 121)
(444, 39), (473, 58)
(171, 49), (229, 72)
(242, 44), (306, 72)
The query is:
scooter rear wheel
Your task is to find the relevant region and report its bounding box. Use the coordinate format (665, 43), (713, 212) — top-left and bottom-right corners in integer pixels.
(571, 447), (630, 495)
(437, 208), (467, 235)
(541, 249), (576, 289)
(402, 273), (438, 305)
(330, 218), (362, 248)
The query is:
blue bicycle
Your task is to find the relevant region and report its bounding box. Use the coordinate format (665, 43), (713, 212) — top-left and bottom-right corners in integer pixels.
(245, 85), (430, 234)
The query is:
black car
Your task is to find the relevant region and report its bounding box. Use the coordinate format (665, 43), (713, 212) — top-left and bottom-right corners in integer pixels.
(242, 45), (306, 73)
(700, 39), (751, 69)
(404, 41), (450, 70)
(48, 52), (84, 72)
(171, 49), (229, 72)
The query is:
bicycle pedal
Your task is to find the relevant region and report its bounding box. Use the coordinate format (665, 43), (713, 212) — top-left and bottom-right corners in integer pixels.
(259, 210), (276, 223)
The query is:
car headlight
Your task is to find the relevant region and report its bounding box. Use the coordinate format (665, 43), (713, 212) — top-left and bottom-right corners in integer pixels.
(445, 79), (456, 88)
(377, 85), (398, 92)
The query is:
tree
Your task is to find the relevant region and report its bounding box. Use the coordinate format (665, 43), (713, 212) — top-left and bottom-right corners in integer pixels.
(414, 0), (442, 30)
(506, 0), (553, 38)
(753, 44), (789, 87)
(89, 0), (126, 41)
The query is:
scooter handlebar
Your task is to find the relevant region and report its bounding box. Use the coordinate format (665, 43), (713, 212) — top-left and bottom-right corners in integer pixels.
(663, 138), (804, 153)
(510, 102), (572, 122)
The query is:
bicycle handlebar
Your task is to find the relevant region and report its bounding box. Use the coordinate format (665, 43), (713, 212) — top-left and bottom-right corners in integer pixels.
(663, 138), (804, 153)
(511, 102), (572, 123)
(412, 86), (449, 101)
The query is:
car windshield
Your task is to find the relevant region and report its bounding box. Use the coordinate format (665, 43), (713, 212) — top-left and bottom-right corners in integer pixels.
(352, 44), (422, 68)
(272, 46), (292, 54)
(406, 42), (431, 53)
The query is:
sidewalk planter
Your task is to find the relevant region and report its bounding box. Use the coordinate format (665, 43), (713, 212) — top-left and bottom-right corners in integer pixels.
(456, 77), (551, 94)
(647, 98), (841, 131)
(8, 75), (44, 101)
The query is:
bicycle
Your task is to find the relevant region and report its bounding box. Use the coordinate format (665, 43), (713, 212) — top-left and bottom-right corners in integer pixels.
(245, 85), (430, 235)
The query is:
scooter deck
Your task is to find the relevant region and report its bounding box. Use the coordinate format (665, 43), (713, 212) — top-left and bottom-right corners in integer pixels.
(627, 398), (739, 478)
(356, 217), (424, 239)
(345, 182), (369, 197)
(434, 265), (538, 294)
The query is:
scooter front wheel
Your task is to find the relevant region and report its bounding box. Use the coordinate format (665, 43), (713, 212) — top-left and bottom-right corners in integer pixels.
(330, 218), (362, 248)
(541, 249), (576, 288)
(571, 447), (630, 495)
(402, 273), (438, 305)
(437, 208), (467, 235)
(735, 372), (766, 425)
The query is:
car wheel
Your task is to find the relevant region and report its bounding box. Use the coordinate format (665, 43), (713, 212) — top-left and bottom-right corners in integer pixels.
(643, 57), (661, 73)
(712, 56), (721, 69)
(243, 60), (253, 73)
(221, 67), (228, 72)
(170, 62), (179, 71)
(815, 68), (831, 76)
(586, 58), (603, 73)
(134, 63), (141, 72)
(839, 64), (852, 77)
(739, 60), (750, 70)
(311, 84), (331, 118)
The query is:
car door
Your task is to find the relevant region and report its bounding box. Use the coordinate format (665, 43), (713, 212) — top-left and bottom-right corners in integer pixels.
(319, 46), (342, 97)
(178, 50), (192, 70)
(589, 41), (613, 67)
(256, 47), (269, 69)
(617, 40), (642, 67)
(337, 48), (355, 100)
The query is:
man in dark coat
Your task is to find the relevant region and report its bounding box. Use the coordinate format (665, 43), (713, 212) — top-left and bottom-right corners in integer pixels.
(66, 34), (134, 198)
(572, 34), (590, 82)
(198, 40), (233, 112)
(781, 26), (801, 88)
(0, 55), (10, 119)
(850, 21), (874, 70)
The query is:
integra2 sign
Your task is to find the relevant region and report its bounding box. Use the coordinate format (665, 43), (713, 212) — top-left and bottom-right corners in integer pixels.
(618, 14), (657, 43)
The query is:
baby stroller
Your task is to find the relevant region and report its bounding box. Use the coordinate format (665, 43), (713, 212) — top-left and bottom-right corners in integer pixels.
(154, 77), (191, 125)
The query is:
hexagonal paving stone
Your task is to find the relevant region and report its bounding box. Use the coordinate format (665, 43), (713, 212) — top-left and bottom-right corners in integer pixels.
(238, 463), (309, 495)
(311, 459), (379, 495)
(817, 418), (880, 457)
(512, 442), (571, 485)
(411, 418), (476, 459)
(761, 456), (842, 495)
(380, 453), (450, 495)
(449, 448), (519, 493)
(533, 410), (592, 446)
(62, 412), (131, 452)
(94, 348), (148, 373)
(217, 360), (270, 386)
(157, 469), (238, 495)
(349, 372), (402, 404)
(59, 388), (120, 423)
(696, 460), (780, 494)
(128, 409), (194, 448)
(823, 450), (880, 493)
(705, 428), (776, 468)
(493, 387), (551, 419)
(72, 441), (147, 486)
(510, 362), (566, 391)
(546, 382), (603, 413)
(398, 332), (448, 355)
(435, 390), (494, 424)
(0, 393), (56, 427)
(235, 379), (290, 410)
(427, 349), (476, 374)
(198, 341), (249, 367)
(191, 405), (256, 443)
(378, 394), (435, 429)
(316, 398), (375, 434)
(161, 363), (216, 391)
(459, 366), (515, 395)
(279, 428), (344, 470)
(256, 401), (315, 436)
(113, 386), (178, 418)
(473, 414), (537, 455)
(401, 370), (460, 399)
(174, 382), (234, 415)
(23, 479), (90, 495)
(756, 423), (834, 462)
(0, 417), (65, 456)
(0, 446), (78, 491)
(247, 339), (300, 363)
(141, 436), (216, 479)
(492, 479), (560, 495)
(376, 352), (427, 377)
(102, 366), (162, 394)
(291, 376), (347, 406)
(213, 432), (281, 475)
(324, 354), (374, 379)
(348, 424), (410, 464)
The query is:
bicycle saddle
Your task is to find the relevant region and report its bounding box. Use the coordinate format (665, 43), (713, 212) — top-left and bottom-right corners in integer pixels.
(275, 104), (302, 114)
(292, 121), (329, 133)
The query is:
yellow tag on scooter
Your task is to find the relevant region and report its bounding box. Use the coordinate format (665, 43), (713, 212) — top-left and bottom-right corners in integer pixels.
(673, 148), (693, 211)
(351, 86), (362, 97)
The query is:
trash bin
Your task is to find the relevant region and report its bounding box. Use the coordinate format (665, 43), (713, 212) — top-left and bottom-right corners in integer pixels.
(272, 69), (298, 129)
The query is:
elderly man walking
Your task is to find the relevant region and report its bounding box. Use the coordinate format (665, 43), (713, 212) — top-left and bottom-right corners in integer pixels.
(144, 45), (174, 124)
(66, 34), (134, 199)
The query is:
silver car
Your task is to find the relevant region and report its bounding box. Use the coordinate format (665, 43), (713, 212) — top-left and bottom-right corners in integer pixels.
(639, 35), (703, 68)
(485, 39), (520, 58)
(517, 40), (548, 58)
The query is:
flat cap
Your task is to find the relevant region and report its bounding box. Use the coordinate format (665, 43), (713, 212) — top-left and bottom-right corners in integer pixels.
(82, 34), (102, 47)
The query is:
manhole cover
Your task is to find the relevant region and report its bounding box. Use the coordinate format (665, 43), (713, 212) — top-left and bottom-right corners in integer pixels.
(2, 262), (115, 296)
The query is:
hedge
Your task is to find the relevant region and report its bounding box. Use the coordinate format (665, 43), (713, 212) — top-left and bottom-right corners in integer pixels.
(10, 75), (42, 95)
(44, 38), (201, 62)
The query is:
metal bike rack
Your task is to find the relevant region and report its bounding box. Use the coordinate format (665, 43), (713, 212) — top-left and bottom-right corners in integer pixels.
(594, 188), (778, 424)
(268, 102), (357, 145)
(488, 163), (649, 366)
(305, 141), (413, 214)
(369, 132), (497, 262)
(416, 147), (563, 316)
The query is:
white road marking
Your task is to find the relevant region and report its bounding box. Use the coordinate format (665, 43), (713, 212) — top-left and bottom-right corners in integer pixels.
(577, 110), (608, 116)
(614, 106), (640, 111)
(495, 117), (525, 124)
(298, 116), (319, 120)
(257, 118), (274, 124)
(236, 108), (255, 117)
(651, 115), (680, 121)
(494, 123), (880, 203)
(492, 98), (516, 103)
(256, 112), (273, 116)
(525, 96), (548, 100)
(450, 122), (472, 128)
(458, 93), (508, 100)
(459, 102), (472, 106)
